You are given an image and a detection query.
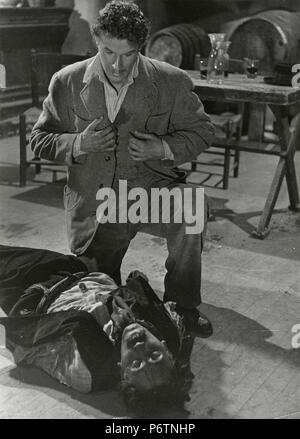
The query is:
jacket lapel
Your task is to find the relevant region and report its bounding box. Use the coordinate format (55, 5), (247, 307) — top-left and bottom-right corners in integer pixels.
(80, 78), (108, 119)
(80, 56), (108, 118)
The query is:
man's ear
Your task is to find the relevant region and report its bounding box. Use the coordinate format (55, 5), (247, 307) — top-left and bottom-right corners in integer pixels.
(92, 34), (101, 50)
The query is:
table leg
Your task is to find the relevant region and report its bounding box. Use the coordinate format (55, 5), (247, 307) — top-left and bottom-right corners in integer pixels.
(252, 106), (300, 239)
(286, 147), (300, 211)
(271, 106), (300, 211)
(253, 157), (286, 239)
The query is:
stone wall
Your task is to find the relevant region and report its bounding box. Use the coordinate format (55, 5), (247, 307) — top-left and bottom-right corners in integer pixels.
(56, 0), (106, 55)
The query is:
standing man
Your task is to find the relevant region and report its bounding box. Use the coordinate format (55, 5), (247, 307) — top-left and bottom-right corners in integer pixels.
(31, 0), (215, 337)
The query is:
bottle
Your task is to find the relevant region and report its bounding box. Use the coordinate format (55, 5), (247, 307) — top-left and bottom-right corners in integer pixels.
(207, 33), (226, 84)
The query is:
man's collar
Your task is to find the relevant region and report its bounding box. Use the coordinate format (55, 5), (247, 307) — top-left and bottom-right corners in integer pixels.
(83, 52), (140, 86)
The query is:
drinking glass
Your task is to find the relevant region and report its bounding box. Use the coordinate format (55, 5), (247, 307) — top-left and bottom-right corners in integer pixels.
(199, 57), (208, 79)
(244, 58), (259, 79)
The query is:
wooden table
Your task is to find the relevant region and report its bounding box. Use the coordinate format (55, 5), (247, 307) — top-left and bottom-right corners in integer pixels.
(187, 71), (300, 239)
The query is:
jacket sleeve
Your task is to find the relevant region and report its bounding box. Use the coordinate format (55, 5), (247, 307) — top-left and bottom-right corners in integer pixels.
(163, 71), (215, 167)
(30, 73), (79, 166)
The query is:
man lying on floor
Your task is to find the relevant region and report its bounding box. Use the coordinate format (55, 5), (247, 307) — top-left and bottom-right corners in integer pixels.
(0, 245), (194, 412)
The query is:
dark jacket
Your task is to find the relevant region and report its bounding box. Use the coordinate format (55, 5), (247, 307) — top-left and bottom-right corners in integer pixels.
(0, 244), (87, 314)
(30, 54), (215, 254)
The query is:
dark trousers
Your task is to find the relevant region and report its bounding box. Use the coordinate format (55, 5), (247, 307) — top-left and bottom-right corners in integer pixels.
(81, 179), (207, 310)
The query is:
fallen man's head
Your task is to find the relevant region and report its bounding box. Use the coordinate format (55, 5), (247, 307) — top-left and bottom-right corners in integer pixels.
(119, 322), (187, 413)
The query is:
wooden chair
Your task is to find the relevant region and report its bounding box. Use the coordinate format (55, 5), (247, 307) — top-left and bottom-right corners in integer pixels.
(191, 58), (245, 189)
(19, 50), (89, 187)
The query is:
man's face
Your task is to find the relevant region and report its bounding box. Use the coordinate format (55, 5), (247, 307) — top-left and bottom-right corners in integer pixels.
(120, 323), (174, 391)
(96, 33), (139, 87)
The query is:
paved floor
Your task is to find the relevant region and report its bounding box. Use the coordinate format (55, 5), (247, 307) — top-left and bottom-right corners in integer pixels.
(0, 135), (300, 419)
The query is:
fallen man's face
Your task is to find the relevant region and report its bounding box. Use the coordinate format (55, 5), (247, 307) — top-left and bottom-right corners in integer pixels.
(120, 323), (174, 391)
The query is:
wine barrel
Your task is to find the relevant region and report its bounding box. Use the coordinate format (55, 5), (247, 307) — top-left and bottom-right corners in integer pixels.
(145, 22), (211, 69)
(222, 9), (300, 76)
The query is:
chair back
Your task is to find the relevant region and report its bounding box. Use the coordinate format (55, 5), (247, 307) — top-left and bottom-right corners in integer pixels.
(30, 50), (90, 107)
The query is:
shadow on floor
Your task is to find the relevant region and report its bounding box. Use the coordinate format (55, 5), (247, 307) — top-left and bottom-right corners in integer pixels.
(202, 303), (300, 374)
(0, 161), (66, 189)
(209, 195), (288, 235)
(12, 182), (65, 209)
(188, 303), (300, 418)
(207, 196), (300, 261)
(0, 165), (22, 187)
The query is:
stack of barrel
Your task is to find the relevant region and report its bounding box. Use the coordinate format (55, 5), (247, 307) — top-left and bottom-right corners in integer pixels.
(146, 9), (300, 76)
(145, 22), (211, 69)
(223, 9), (300, 76)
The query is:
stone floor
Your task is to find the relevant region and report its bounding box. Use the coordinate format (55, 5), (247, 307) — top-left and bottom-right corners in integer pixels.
(0, 135), (300, 419)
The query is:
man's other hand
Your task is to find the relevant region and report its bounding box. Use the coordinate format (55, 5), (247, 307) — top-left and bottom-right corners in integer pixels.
(129, 131), (164, 161)
(80, 118), (116, 153)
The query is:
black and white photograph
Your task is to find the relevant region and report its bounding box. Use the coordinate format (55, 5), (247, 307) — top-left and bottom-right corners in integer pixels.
(0, 0), (299, 421)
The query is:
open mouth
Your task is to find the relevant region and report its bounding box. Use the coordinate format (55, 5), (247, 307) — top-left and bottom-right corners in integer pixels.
(127, 329), (145, 348)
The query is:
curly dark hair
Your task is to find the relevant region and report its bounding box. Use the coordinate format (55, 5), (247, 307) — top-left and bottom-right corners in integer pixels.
(92, 0), (151, 48)
(120, 365), (194, 415)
